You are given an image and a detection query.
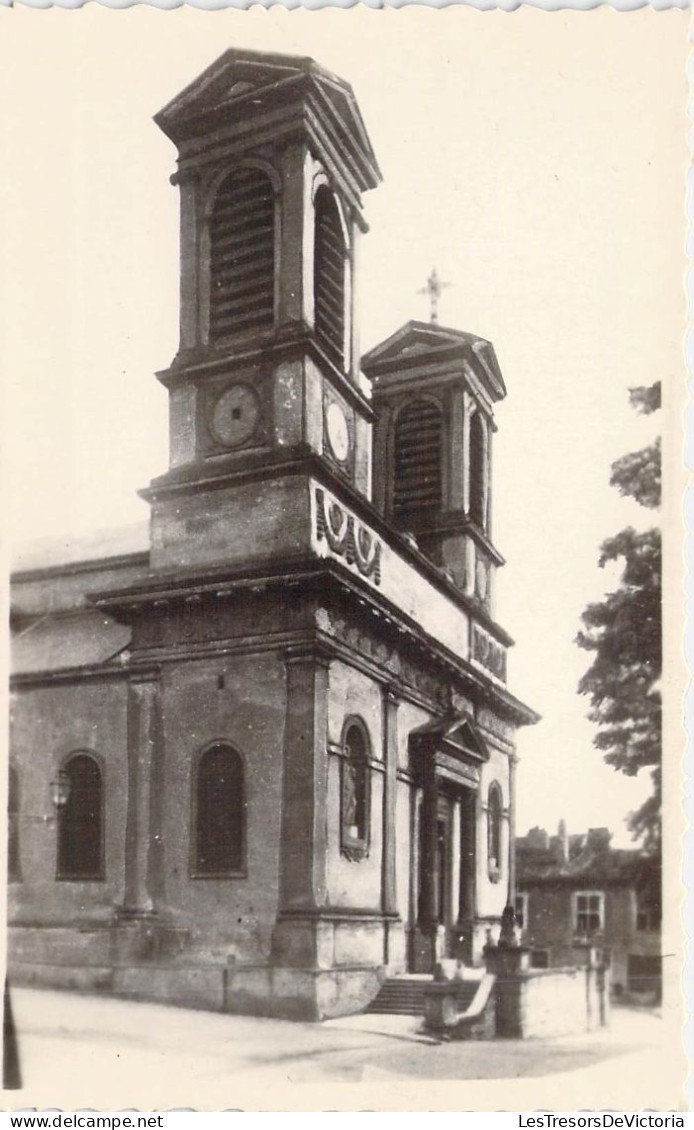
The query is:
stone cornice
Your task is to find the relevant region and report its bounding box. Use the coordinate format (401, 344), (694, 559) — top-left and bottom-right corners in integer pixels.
(154, 328), (374, 418)
(139, 453), (513, 649)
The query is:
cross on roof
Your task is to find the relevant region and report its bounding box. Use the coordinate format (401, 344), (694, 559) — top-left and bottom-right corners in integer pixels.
(417, 267), (452, 325)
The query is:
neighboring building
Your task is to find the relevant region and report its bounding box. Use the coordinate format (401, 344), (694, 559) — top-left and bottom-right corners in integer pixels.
(515, 822), (662, 1001)
(9, 48), (538, 1021)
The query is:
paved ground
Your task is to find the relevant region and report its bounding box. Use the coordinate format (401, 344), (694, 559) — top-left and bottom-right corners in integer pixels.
(4, 987), (686, 1111)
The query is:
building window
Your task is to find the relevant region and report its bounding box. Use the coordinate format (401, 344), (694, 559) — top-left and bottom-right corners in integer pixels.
(193, 744), (245, 877)
(515, 892), (528, 931)
(487, 783), (503, 882)
(314, 186), (346, 365)
(530, 949), (549, 969)
(573, 890), (604, 935)
(57, 754), (103, 881)
(636, 890), (661, 932)
(393, 398), (443, 527)
(636, 905), (661, 932)
(469, 410), (487, 529)
(209, 166), (275, 344)
(340, 720), (370, 860)
(8, 765), (20, 883)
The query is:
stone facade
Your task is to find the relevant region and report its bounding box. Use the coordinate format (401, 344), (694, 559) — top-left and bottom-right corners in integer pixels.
(9, 48), (537, 1020)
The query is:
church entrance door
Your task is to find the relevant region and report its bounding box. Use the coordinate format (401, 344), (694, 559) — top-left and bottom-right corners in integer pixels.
(411, 786), (476, 972)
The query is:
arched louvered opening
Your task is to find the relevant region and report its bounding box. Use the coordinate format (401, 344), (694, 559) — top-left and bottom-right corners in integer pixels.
(194, 744), (245, 876)
(314, 187), (346, 365)
(469, 411), (487, 529)
(393, 398), (443, 526)
(8, 765), (20, 883)
(209, 167), (275, 344)
(57, 754), (103, 880)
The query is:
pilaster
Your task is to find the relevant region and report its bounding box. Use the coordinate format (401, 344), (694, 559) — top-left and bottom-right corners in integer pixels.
(462, 390), (473, 515)
(177, 173), (201, 353)
(276, 646), (331, 915)
(122, 670), (162, 918)
(381, 685), (399, 918)
(278, 143), (313, 330)
(450, 388), (466, 510)
(508, 752), (518, 904)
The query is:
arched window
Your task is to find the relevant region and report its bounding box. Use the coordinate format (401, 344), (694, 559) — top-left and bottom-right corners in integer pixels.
(340, 721), (370, 859)
(314, 187), (346, 364)
(487, 782), (503, 882)
(209, 167), (275, 344)
(193, 744), (245, 876)
(8, 765), (20, 883)
(469, 410), (487, 529)
(393, 398), (443, 526)
(57, 754), (103, 881)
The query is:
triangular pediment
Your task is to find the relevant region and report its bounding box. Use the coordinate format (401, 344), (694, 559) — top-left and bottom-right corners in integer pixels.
(155, 49), (381, 192)
(362, 320), (506, 400)
(409, 710), (490, 764)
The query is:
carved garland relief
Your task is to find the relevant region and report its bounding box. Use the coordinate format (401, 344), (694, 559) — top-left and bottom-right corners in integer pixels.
(315, 488), (381, 584)
(472, 624), (507, 681)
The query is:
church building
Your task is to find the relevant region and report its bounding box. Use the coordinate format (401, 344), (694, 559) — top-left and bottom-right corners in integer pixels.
(9, 49), (538, 1020)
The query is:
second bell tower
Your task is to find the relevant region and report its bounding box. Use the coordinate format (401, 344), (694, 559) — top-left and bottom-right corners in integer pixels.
(146, 50), (381, 568)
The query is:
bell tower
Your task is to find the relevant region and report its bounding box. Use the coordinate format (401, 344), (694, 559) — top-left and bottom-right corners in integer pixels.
(364, 321), (507, 613)
(146, 50), (381, 569)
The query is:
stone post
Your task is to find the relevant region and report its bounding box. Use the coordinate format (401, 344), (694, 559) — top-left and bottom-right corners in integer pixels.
(483, 939), (530, 1038)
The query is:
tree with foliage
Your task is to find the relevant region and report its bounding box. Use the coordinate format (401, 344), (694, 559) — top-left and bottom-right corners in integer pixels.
(576, 382), (661, 852)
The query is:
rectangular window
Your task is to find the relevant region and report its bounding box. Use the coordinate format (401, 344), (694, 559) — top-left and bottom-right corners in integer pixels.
(573, 890), (604, 934)
(515, 892), (528, 931)
(636, 906), (661, 931)
(530, 949), (549, 969)
(635, 891), (661, 932)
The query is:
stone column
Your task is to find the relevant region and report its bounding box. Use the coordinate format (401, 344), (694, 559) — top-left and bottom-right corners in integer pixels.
(122, 671), (161, 918)
(381, 686), (399, 917)
(419, 743), (439, 941)
(276, 646), (330, 915)
(449, 798), (461, 932)
(457, 787), (477, 962)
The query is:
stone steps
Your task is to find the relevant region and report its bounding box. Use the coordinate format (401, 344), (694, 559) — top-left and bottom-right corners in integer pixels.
(365, 977), (478, 1016)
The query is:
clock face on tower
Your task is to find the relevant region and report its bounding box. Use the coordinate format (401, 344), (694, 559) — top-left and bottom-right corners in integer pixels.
(326, 401), (350, 463)
(210, 384), (260, 449)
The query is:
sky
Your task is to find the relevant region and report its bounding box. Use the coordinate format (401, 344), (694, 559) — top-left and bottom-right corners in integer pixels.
(1, 6), (687, 847)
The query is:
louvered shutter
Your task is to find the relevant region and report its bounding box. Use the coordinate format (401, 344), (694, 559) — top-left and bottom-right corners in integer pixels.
(314, 188), (345, 364)
(393, 399), (443, 522)
(209, 168), (275, 343)
(469, 412), (486, 528)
